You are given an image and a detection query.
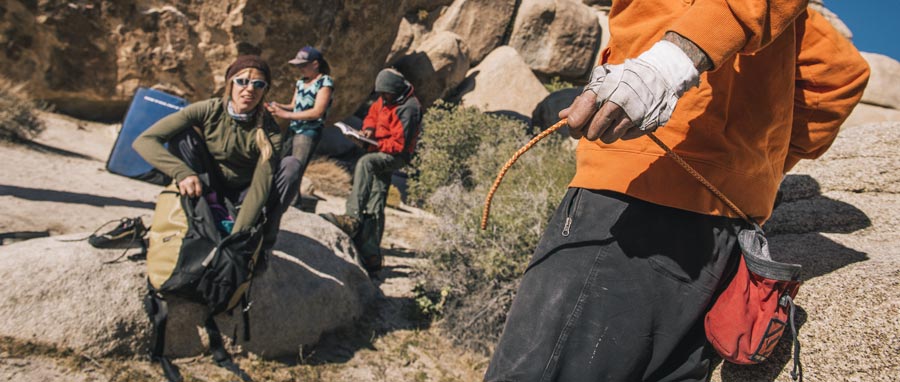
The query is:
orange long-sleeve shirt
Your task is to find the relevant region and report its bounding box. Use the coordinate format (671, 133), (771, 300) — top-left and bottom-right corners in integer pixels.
(570, 3), (870, 222)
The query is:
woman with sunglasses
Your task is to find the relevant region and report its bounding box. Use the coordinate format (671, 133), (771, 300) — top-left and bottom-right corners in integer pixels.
(266, 46), (334, 199)
(134, 55), (296, 251)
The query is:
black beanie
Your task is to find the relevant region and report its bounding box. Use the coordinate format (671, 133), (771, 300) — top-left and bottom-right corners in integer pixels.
(374, 68), (407, 95)
(225, 55), (271, 84)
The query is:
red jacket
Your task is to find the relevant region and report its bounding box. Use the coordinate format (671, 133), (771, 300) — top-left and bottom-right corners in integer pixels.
(363, 85), (422, 160)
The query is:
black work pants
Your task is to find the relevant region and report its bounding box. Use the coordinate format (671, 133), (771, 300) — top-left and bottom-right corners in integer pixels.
(485, 189), (744, 382)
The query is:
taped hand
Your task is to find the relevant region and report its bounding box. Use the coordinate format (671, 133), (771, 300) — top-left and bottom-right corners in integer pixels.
(562, 40), (700, 143)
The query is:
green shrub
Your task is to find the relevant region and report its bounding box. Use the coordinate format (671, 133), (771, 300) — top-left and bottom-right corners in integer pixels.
(408, 102), (575, 352)
(0, 76), (44, 142)
(544, 76), (575, 93)
(408, 101), (521, 204)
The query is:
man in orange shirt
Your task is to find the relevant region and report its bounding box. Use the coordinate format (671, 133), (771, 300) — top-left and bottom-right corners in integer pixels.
(485, 2), (869, 381)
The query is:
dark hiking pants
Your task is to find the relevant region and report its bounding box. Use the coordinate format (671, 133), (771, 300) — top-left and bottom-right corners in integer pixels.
(484, 189), (745, 382)
(168, 129), (300, 250)
(345, 152), (406, 263)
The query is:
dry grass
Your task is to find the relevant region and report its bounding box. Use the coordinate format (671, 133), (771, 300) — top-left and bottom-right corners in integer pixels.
(305, 158), (352, 197)
(0, 76), (44, 142)
(386, 185), (402, 208)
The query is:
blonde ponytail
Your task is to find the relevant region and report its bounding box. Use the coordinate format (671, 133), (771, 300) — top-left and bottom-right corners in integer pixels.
(255, 127), (272, 162)
(252, 101), (274, 163)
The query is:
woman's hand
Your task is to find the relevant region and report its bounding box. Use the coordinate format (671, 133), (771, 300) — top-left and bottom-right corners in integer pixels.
(265, 102), (286, 119)
(178, 175), (203, 198)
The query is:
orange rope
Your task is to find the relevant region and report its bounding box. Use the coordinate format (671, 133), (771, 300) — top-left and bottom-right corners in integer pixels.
(646, 133), (756, 226)
(480, 119), (567, 230)
(479, 120), (758, 230)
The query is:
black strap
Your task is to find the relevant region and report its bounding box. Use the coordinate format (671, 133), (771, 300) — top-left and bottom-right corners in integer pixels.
(143, 291), (168, 359)
(785, 295), (803, 382)
(102, 234), (147, 265)
(56, 219), (121, 242)
(242, 294), (252, 342)
(144, 289), (183, 382)
(206, 314), (254, 382)
(204, 315), (232, 365)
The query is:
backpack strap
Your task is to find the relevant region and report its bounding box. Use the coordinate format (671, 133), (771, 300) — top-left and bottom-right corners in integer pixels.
(205, 314), (254, 381)
(204, 314), (232, 365)
(143, 288), (183, 382)
(241, 293), (252, 341)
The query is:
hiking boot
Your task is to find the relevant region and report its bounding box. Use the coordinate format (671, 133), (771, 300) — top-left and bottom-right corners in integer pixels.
(361, 253), (384, 276)
(319, 213), (360, 237)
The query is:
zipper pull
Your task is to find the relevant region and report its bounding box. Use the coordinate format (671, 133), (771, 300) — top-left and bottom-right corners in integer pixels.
(562, 217), (572, 237)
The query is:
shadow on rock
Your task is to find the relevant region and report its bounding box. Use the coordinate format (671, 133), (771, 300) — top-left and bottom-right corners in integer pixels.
(766, 174), (871, 236)
(0, 184), (155, 209)
(257, 243), (426, 366)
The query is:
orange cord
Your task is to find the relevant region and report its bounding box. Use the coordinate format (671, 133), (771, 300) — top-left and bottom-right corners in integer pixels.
(480, 119), (567, 230)
(479, 120), (757, 231)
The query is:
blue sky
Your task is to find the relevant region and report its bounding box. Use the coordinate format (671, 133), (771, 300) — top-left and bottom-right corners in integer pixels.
(826, 1), (899, 61)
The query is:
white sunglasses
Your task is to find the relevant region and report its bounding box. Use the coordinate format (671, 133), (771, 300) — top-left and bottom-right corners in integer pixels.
(232, 77), (268, 90)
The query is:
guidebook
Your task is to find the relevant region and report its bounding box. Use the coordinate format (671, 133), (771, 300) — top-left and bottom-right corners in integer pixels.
(334, 122), (378, 146)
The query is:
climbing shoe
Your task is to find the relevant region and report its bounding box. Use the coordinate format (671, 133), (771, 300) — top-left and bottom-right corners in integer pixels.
(88, 217), (147, 249)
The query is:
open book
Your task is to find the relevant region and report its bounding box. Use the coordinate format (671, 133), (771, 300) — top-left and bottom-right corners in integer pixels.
(334, 122), (377, 146)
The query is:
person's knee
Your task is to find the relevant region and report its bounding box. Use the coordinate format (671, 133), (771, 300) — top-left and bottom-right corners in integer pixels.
(279, 157), (302, 179)
(354, 155), (378, 177)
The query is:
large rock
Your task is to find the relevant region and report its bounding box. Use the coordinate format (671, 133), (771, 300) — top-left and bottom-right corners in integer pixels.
(0, 209), (375, 358)
(394, 31), (470, 107)
(458, 46), (549, 119)
(843, 103), (900, 127)
(788, 121), (900, 196)
(860, 52), (900, 110)
(0, 1), (410, 122)
(431, 0), (517, 64)
(385, 7), (447, 65)
(509, 0), (601, 80)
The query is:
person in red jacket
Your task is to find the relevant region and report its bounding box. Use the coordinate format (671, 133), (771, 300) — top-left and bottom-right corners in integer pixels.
(484, 2), (869, 381)
(321, 68), (422, 273)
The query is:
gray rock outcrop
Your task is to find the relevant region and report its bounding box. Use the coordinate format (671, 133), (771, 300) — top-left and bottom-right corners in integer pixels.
(431, 0), (517, 64)
(0, 1), (413, 122)
(0, 209), (375, 359)
(509, 0), (601, 80)
(843, 103), (900, 128)
(860, 52), (900, 110)
(393, 31), (471, 108)
(458, 46), (549, 119)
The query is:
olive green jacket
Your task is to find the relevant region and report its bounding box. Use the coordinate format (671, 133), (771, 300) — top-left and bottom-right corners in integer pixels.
(133, 98), (283, 232)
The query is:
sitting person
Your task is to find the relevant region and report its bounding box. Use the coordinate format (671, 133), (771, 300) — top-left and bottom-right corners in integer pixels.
(133, 55), (297, 252)
(267, 46), (334, 205)
(320, 68), (422, 274)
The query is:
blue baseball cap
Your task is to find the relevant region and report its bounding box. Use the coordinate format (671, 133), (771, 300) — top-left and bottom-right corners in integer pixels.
(289, 46), (323, 65)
